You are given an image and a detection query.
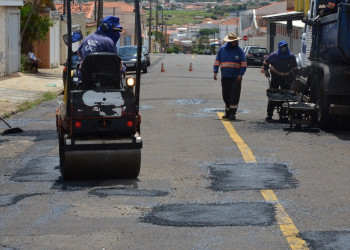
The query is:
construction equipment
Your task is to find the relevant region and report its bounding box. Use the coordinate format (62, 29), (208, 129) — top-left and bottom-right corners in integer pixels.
(0, 116), (23, 135)
(298, 1), (350, 128)
(56, 0), (142, 179)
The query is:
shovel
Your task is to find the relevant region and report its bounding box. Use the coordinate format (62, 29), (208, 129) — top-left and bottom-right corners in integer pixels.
(0, 116), (23, 135)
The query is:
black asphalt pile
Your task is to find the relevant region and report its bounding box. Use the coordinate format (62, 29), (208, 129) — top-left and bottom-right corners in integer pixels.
(11, 156), (60, 182)
(266, 88), (300, 102)
(89, 187), (169, 198)
(141, 202), (275, 227)
(209, 163), (299, 191)
(300, 231), (350, 249)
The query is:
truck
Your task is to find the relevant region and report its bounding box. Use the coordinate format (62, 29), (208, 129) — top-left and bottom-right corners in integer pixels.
(297, 0), (350, 129)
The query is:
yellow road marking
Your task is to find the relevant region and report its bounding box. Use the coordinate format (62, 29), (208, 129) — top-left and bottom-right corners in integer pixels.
(217, 112), (308, 250)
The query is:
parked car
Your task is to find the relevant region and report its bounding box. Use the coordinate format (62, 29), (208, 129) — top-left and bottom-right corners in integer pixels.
(142, 46), (150, 66)
(243, 45), (259, 53)
(62, 52), (80, 86)
(118, 46), (147, 73)
(245, 47), (269, 65)
(203, 49), (212, 55)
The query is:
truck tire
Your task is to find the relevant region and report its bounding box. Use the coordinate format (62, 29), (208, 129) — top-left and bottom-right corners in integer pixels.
(309, 72), (320, 103)
(317, 80), (338, 129)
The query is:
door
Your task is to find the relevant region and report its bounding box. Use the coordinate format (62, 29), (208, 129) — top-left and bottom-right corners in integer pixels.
(50, 21), (60, 68)
(7, 10), (21, 74)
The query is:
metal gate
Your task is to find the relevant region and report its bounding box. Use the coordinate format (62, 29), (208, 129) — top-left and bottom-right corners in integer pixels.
(7, 10), (21, 74)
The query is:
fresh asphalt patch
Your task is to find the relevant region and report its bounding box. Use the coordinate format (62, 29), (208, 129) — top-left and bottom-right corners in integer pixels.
(0, 193), (45, 207)
(3, 129), (57, 141)
(10, 156), (60, 182)
(89, 187), (169, 198)
(209, 163), (298, 191)
(300, 231), (350, 249)
(52, 179), (140, 191)
(141, 202), (275, 227)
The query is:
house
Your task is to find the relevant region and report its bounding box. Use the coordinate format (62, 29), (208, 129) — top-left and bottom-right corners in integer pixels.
(102, 2), (147, 47)
(262, 12), (305, 54)
(238, 1), (289, 49)
(34, 10), (61, 69)
(55, 2), (94, 64)
(0, 0), (23, 76)
(219, 17), (240, 43)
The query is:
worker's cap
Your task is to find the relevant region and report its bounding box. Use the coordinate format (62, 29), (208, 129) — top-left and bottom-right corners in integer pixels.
(223, 32), (241, 42)
(278, 40), (288, 48)
(102, 16), (123, 31)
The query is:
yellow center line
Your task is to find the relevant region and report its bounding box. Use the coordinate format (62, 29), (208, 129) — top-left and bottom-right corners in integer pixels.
(217, 112), (308, 250)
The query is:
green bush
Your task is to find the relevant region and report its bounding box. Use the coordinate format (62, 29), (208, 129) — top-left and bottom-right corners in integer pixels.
(20, 54), (30, 72)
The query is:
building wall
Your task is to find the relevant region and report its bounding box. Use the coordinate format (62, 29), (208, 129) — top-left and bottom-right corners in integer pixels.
(0, 6), (6, 76)
(219, 24), (239, 42)
(273, 21), (303, 54)
(60, 13), (86, 65)
(103, 8), (147, 46)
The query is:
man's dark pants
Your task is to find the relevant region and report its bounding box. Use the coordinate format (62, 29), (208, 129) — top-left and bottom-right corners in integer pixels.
(221, 77), (241, 115)
(267, 72), (290, 116)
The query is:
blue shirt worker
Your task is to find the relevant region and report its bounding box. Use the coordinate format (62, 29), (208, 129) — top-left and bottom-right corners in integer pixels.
(77, 16), (126, 78)
(263, 40), (297, 121)
(213, 32), (247, 121)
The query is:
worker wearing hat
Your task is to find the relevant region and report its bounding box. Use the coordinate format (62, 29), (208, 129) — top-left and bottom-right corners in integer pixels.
(77, 16), (126, 80)
(213, 32), (247, 120)
(78, 16), (123, 59)
(263, 40), (297, 121)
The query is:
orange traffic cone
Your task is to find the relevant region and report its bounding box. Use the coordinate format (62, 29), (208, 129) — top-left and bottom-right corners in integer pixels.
(189, 62), (193, 72)
(161, 63), (165, 72)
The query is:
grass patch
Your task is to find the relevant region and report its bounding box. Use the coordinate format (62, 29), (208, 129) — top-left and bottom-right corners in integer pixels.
(17, 92), (58, 113)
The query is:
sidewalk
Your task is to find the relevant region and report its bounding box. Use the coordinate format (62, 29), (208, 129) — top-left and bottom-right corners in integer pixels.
(0, 66), (64, 117)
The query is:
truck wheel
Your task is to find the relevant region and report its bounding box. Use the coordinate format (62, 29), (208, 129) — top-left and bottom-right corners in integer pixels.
(309, 72), (320, 103)
(317, 82), (337, 129)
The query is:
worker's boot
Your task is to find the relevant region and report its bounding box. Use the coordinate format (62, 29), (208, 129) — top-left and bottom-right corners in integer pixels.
(222, 108), (230, 119)
(229, 109), (236, 121)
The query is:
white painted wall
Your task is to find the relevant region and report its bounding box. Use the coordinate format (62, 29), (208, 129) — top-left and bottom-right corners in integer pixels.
(273, 21), (303, 55)
(50, 20), (60, 68)
(0, 6), (6, 76)
(7, 9), (21, 74)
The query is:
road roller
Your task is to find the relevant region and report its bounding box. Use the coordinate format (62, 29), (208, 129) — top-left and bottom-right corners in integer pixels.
(56, 0), (143, 179)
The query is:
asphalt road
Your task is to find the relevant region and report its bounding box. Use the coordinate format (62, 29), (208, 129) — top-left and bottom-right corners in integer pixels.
(0, 54), (350, 249)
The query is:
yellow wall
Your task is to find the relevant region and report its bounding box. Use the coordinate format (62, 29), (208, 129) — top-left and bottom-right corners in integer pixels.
(295, 0), (310, 14)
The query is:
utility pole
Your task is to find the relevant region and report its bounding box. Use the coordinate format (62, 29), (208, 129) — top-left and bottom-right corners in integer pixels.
(97, 0), (103, 27)
(148, 0), (152, 52)
(155, 0), (158, 42)
(161, 7), (164, 53)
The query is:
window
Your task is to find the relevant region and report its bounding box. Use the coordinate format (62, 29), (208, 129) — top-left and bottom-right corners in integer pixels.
(123, 36), (131, 46)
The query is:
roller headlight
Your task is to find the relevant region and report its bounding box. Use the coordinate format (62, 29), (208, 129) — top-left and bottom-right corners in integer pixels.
(126, 77), (135, 87)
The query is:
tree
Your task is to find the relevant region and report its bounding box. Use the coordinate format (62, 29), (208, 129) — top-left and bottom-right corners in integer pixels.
(20, 0), (54, 52)
(199, 28), (219, 36)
